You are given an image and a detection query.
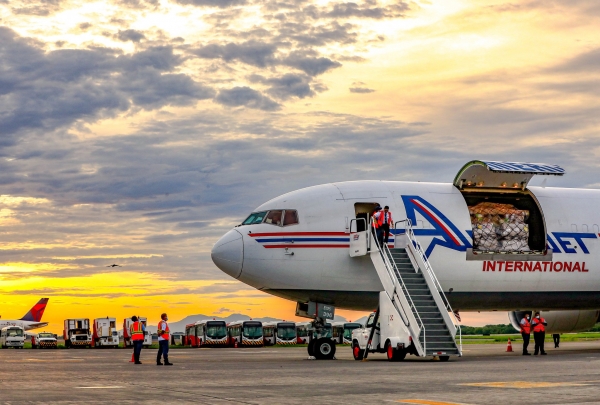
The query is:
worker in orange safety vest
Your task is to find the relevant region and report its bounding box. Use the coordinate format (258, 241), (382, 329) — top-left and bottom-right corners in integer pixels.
(531, 312), (548, 355)
(156, 313), (173, 366)
(371, 205), (382, 246)
(376, 206), (394, 246)
(130, 316), (145, 364)
(520, 313), (531, 356)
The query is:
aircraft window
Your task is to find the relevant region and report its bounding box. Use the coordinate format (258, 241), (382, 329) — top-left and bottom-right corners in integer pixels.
(242, 211), (268, 225)
(265, 210), (283, 226)
(283, 210), (299, 226)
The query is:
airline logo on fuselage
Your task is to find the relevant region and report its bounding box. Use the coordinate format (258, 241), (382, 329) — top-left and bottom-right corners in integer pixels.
(402, 195), (598, 257)
(401, 196), (472, 257)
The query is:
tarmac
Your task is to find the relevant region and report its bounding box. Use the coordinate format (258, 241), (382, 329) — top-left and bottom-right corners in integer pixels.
(2, 342), (600, 404)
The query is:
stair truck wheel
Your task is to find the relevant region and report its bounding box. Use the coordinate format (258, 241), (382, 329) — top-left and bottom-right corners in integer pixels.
(439, 355), (450, 362)
(313, 338), (336, 360)
(386, 342), (407, 362)
(352, 341), (364, 361)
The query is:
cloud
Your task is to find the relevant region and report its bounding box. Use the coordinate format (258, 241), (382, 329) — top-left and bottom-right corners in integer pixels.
(349, 86), (375, 93)
(174, 0), (247, 7)
(0, 29), (214, 140)
(194, 40), (277, 67)
(551, 47), (600, 74)
(250, 73), (320, 100)
(215, 86), (281, 110)
(116, 29), (146, 42)
(282, 53), (341, 76)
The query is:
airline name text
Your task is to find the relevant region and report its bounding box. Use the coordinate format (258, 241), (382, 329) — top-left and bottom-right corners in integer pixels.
(482, 261), (589, 272)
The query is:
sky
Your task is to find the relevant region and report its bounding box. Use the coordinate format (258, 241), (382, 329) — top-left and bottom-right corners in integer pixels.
(0, 0), (599, 331)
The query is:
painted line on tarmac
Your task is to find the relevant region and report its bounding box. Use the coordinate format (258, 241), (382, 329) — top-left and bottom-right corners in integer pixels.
(396, 400), (472, 405)
(459, 381), (590, 389)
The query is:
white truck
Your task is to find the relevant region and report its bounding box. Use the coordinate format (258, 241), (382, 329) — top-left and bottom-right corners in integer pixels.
(123, 317), (152, 347)
(0, 326), (25, 349)
(351, 311), (411, 361)
(92, 317), (119, 348)
(31, 332), (58, 349)
(63, 319), (92, 348)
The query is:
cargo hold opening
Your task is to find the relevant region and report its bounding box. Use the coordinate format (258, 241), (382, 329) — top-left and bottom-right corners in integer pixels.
(454, 160), (565, 261)
(460, 189), (546, 254)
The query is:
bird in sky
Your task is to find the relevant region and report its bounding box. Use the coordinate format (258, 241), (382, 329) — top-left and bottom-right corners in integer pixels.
(106, 264), (122, 267)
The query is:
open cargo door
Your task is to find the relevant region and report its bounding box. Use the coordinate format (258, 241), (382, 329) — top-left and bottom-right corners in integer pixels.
(454, 161), (565, 260)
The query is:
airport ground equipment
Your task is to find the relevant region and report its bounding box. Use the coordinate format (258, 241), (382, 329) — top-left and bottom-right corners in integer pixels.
(185, 320), (228, 347)
(123, 317), (152, 348)
(31, 332), (57, 349)
(295, 322), (311, 344)
(170, 332), (185, 346)
(331, 322), (363, 345)
(92, 317), (119, 348)
(263, 321), (297, 346)
(227, 321), (264, 347)
(350, 220), (461, 362)
(63, 319), (92, 348)
(0, 326), (25, 349)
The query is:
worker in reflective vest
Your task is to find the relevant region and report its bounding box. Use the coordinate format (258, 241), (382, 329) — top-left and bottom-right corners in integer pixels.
(130, 316), (145, 365)
(531, 312), (547, 355)
(157, 313), (173, 366)
(377, 206), (393, 246)
(520, 313), (531, 355)
(371, 205), (382, 246)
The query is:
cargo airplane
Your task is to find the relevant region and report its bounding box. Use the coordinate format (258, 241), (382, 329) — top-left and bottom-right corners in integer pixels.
(212, 161), (600, 356)
(0, 298), (50, 330)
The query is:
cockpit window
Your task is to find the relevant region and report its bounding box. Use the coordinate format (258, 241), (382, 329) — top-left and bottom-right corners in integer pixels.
(241, 209), (299, 226)
(265, 210), (283, 226)
(242, 211), (268, 225)
(283, 210), (299, 226)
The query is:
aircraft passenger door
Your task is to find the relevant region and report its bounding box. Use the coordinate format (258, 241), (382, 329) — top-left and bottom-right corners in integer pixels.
(350, 202), (381, 257)
(349, 218), (368, 257)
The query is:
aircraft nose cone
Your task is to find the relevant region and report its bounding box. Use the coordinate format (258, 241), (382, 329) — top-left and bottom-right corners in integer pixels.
(211, 229), (244, 279)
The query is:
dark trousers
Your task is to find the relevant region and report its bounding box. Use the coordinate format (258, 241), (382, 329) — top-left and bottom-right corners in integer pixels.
(157, 340), (169, 363)
(521, 332), (530, 354)
(380, 224), (390, 244)
(133, 340), (143, 363)
(553, 334), (560, 348)
(533, 331), (546, 354)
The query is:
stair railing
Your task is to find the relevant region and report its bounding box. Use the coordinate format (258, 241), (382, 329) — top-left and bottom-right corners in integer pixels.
(397, 219), (462, 353)
(372, 225), (426, 355)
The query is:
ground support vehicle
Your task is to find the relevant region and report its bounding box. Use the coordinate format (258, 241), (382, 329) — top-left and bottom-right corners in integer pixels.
(227, 321), (263, 347)
(170, 332), (185, 346)
(187, 320), (228, 347)
(63, 319), (92, 348)
(332, 322), (363, 345)
(1, 326), (25, 349)
(350, 229), (461, 362)
(92, 317), (119, 348)
(31, 332), (57, 349)
(295, 322), (311, 344)
(263, 321), (297, 346)
(123, 317), (152, 348)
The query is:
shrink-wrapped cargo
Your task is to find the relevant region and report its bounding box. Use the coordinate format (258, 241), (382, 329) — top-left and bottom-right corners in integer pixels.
(469, 202), (530, 252)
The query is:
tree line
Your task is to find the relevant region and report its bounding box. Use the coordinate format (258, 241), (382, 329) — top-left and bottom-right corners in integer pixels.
(461, 323), (600, 335)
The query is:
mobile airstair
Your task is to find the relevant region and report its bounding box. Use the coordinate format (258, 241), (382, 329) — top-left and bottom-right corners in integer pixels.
(349, 219), (461, 359)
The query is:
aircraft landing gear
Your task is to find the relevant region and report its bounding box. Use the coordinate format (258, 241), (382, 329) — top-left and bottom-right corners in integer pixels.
(313, 338), (336, 360)
(306, 316), (336, 360)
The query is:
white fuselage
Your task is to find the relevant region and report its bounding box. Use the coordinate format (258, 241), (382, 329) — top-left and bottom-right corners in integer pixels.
(212, 181), (600, 311)
(0, 320), (48, 331)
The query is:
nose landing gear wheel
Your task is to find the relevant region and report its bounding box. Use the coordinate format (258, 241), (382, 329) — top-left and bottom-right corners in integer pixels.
(313, 338), (336, 360)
